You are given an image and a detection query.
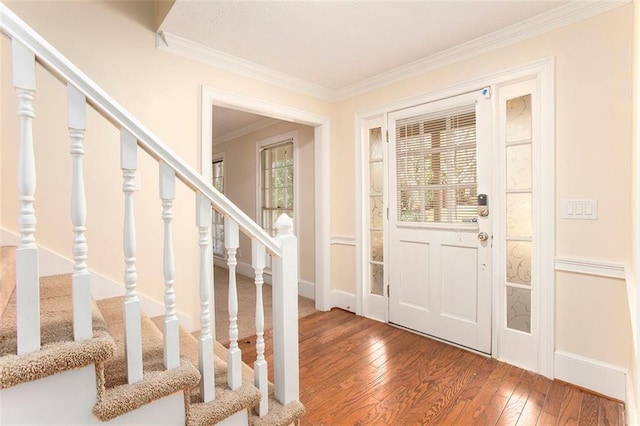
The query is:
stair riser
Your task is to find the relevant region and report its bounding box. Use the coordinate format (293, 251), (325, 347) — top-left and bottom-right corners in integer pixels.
(0, 365), (98, 425)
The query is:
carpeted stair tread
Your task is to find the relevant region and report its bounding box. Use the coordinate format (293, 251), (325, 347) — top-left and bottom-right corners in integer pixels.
(250, 385), (306, 426)
(94, 297), (200, 421)
(93, 356), (200, 421)
(0, 272), (116, 389)
(149, 316), (262, 425)
(150, 317), (306, 425)
(0, 246), (17, 318)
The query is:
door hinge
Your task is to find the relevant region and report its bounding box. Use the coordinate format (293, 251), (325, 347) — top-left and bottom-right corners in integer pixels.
(386, 207), (389, 220)
(385, 130), (389, 143)
(387, 285), (390, 297)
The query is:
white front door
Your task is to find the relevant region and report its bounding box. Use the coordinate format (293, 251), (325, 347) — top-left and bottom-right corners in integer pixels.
(388, 90), (492, 353)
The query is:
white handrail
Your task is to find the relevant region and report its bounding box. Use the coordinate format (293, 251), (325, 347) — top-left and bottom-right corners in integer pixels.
(0, 2), (281, 257)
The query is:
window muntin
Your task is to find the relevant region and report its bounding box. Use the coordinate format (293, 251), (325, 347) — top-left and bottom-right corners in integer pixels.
(212, 158), (225, 258)
(395, 104), (478, 224)
(260, 140), (294, 235)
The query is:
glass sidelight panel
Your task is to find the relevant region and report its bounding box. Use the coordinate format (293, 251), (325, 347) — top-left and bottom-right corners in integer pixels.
(506, 287), (531, 333)
(504, 92), (533, 334)
(506, 95), (532, 143)
(506, 193), (532, 237)
(371, 263), (384, 296)
(506, 241), (531, 286)
(505, 144), (532, 190)
(369, 127), (384, 296)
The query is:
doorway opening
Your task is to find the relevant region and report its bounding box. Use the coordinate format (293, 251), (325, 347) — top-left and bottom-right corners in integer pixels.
(200, 87), (331, 311)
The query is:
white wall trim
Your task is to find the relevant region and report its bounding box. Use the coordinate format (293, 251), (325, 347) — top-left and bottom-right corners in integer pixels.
(158, 31), (335, 101)
(330, 235), (356, 246)
(330, 290), (356, 313)
(156, 3), (626, 102)
(337, 1), (627, 100)
(554, 351), (627, 402)
(0, 228), (194, 331)
(555, 257), (626, 280)
(200, 86), (331, 311)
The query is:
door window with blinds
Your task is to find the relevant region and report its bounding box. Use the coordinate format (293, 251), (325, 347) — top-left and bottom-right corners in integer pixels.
(396, 103), (477, 224)
(212, 158), (225, 257)
(260, 140), (294, 235)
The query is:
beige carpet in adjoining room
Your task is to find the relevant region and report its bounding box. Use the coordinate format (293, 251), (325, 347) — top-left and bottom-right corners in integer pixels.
(214, 266), (317, 346)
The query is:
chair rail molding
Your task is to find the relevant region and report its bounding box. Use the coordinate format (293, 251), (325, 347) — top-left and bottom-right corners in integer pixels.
(555, 257), (626, 280)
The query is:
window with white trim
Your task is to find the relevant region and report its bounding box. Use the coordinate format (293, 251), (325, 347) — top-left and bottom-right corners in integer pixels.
(212, 158), (225, 257)
(259, 139), (294, 235)
(396, 104), (477, 224)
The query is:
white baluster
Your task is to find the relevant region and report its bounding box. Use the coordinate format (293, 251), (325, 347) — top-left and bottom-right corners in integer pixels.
(67, 84), (92, 342)
(12, 39), (40, 355)
(225, 218), (242, 390)
(121, 129), (143, 384)
(196, 193), (215, 402)
(160, 162), (179, 369)
(272, 214), (299, 405)
(252, 239), (268, 416)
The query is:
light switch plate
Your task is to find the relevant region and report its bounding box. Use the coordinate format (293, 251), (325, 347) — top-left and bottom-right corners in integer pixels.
(562, 199), (597, 220)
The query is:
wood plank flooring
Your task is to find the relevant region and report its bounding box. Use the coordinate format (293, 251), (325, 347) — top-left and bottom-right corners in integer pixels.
(238, 308), (625, 425)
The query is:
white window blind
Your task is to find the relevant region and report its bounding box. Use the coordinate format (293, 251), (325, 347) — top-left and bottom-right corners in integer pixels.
(260, 139), (294, 236)
(396, 103), (477, 224)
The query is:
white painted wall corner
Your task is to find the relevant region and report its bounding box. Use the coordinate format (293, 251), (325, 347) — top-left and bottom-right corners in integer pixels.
(331, 290), (356, 313)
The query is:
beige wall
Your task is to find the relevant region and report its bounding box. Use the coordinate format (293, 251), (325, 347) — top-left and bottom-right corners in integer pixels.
(330, 6), (634, 368)
(0, 1), (332, 323)
(214, 121), (315, 285)
(0, 0), (635, 373)
(631, 0), (640, 412)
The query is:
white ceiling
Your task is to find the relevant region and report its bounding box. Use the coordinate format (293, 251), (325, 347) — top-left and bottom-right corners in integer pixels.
(163, 1), (625, 138)
(161, 0), (569, 91)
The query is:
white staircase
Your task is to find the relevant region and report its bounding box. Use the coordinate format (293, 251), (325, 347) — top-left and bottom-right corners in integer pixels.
(0, 3), (303, 424)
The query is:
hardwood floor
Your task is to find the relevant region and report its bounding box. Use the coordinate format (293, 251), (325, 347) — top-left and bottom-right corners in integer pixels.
(238, 308), (625, 425)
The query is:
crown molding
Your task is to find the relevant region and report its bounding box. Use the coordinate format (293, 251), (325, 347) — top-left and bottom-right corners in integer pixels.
(214, 117), (279, 145)
(156, 31), (336, 101)
(335, 0), (629, 100)
(156, 0), (629, 103)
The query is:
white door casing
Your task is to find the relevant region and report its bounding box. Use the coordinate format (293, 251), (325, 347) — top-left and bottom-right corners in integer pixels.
(200, 86), (331, 311)
(496, 78), (539, 371)
(388, 90), (493, 354)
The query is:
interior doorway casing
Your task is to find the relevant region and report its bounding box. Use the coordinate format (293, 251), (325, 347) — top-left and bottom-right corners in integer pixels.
(355, 58), (555, 377)
(200, 86), (331, 311)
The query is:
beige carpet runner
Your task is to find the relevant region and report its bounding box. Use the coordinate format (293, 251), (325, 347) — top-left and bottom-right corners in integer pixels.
(0, 245), (304, 425)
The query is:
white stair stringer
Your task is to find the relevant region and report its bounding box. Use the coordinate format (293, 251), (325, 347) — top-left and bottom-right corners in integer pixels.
(0, 365), (186, 425)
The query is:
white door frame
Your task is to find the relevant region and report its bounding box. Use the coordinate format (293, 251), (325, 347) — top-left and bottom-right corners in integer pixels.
(200, 86), (332, 311)
(355, 57), (554, 377)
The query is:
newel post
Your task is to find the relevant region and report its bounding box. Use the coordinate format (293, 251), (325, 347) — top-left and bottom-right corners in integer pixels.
(272, 214), (299, 404)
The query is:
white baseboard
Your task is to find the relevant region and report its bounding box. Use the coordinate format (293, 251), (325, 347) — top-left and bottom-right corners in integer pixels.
(554, 350), (627, 401)
(1, 228), (193, 332)
(1, 229), (72, 277)
(298, 279), (315, 300)
(330, 290), (356, 313)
